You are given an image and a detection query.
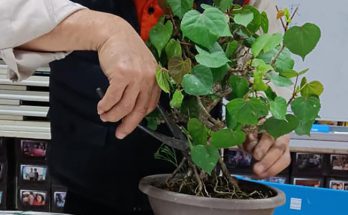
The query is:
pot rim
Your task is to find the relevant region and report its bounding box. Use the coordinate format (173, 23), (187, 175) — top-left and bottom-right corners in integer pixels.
(139, 174), (286, 210)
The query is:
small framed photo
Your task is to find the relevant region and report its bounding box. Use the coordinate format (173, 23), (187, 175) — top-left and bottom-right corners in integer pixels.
(292, 177), (323, 187)
(53, 191), (66, 208)
(292, 153), (327, 176)
(327, 178), (348, 191)
(20, 164), (48, 184)
(20, 139), (47, 159)
(224, 149), (253, 173)
(19, 189), (48, 208)
(330, 154), (348, 175)
(265, 176), (288, 184)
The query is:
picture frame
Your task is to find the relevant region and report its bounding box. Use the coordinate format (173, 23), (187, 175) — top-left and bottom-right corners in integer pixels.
(19, 164), (48, 185)
(18, 189), (49, 210)
(292, 177), (323, 188)
(329, 154), (348, 176)
(326, 178), (348, 191)
(292, 153), (327, 176)
(18, 139), (48, 160)
(224, 149), (253, 173)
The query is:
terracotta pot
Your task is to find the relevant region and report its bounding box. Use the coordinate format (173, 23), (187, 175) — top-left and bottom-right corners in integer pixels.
(139, 174), (285, 215)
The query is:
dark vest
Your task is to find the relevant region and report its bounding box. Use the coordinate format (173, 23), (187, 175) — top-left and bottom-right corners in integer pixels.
(47, 0), (221, 212)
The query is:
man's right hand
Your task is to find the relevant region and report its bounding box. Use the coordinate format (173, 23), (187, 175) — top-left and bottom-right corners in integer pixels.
(19, 9), (161, 139)
(96, 20), (161, 139)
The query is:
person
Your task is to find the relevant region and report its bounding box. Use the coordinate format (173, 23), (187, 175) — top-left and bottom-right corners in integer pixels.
(0, 0), (291, 214)
(32, 193), (46, 206)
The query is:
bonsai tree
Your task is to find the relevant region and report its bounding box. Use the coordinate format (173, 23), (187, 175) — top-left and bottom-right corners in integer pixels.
(146, 1), (322, 199)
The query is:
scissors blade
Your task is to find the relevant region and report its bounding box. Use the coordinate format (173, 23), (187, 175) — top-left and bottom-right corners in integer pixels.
(156, 105), (187, 141)
(138, 125), (188, 152)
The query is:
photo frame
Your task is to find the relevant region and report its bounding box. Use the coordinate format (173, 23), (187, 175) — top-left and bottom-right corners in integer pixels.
(18, 139), (48, 160)
(18, 189), (49, 210)
(51, 186), (67, 212)
(19, 164), (48, 184)
(330, 154), (348, 176)
(292, 177), (323, 188)
(292, 153), (327, 176)
(327, 178), (348, 191)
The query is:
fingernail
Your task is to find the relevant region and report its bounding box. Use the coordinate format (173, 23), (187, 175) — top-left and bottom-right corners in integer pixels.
(116, 132), (126, 140)
(100, 116), (106, 122)
(255, 164), (264, 173)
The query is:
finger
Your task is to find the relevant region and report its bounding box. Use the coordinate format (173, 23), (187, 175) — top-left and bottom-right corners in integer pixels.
(243, 132), (258, 153)
(147, 85), (161, 114)
(253, 143), (289, 178)
(254, 148), (291, 178)
(252, 133), (274, 161)
(100, 85), (138, 122)
(97, 81), (127, 114)
(116, 90), (151, 139)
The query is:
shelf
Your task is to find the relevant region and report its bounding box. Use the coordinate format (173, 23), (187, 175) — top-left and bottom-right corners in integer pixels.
(0, 90), (49, 102)
(0, 105), (48, 117)
(0, 120), (50, 140)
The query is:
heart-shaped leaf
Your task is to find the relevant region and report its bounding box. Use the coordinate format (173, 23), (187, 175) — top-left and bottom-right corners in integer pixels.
(259, 47), (294, 73)
(150, 20), (173, 56)
(165, 39), (182, 59)
(168, 57), (192, 84)
(270, 72), (293, 87)
(284, 23), (321, 60)
(211, 129), (246, 149)
(214, 0), (233, 12)
(229, 75), (249, 98)
(301, 81), (324, 97)
(156, 67), (171, 93)
(270, 97), (287, 120)
(227, 98), (268, 125)
(191, 145), (220, 175)
(262, 114), (299, 138)
(295, 118), (315, 136)
(234, 10), (254, 27)
(182, 65), (213, 96)
(166, 0), (194, 19)
(170, 90), (184, 109)
(252, 33), (282, 57)
(188, 118), (208, 146)
(181, 7), (231, 49)
(291, 96), (321, 121)
(195, 46), (230, 68)
(225, 40), (239, 58)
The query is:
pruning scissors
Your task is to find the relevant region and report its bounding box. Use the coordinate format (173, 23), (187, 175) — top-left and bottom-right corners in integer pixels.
(96, 88), (189, 152)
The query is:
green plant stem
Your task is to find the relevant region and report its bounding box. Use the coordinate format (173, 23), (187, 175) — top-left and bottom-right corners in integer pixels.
(275, 6), (287, 31)
(287, 75), (299, 105)
(285, 6), (299, 30)
(270, 44), (285, 66)
(166, 157), (187, 184)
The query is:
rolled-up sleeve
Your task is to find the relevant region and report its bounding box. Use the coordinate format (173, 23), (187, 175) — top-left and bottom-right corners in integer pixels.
(0, 0), (85, 81)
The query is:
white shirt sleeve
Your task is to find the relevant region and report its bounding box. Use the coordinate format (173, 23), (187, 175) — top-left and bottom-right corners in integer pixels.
(0, 0), (85, 81)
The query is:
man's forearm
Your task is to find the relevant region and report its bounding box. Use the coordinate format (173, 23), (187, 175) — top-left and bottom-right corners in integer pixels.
(19, 9), (128, 53)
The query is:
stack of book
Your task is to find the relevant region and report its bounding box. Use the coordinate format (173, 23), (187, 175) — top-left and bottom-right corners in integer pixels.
(0, 59), (50, 140)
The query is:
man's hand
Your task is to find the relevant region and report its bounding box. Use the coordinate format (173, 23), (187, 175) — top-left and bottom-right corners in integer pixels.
(96, 20), (160, 139)
(243, 133), (291, 178)
(19, 10), (161, 139)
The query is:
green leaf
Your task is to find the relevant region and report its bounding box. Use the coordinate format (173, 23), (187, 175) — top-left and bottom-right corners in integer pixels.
(270, 72), (293, 87)
(300, 77), (307, 89)
(295, 119), (315, 136)
(150, 20), (173, 56)
(195, 46), (230, 68)
(156, 67), (171, 93)
(188, 118), (208, 146)
(280, 70), (298, 78)
(182, 65), (214, 96)
(214, 0), (233, 12)
(243, 6), (262, 33)
(191, 145), (220, 175)
(211, 129), (246, 149)
(146, 117), (158, 130)
(299, 68), (309, 76)
(170, 90), (184, 109)
(229, 75), (249, 98)
(225, 41), (239, 58)
(262, 114), (299, 139)
(252, 33), (282, 57)
(212, 65), (229, 82)
(234, 10), (254, 27)
(261, 11), (269, 33)
(181, 7), (231, 49)
(301, 81), (324, 97)
(270, 97), (287, 120)
(181, 97), (200, 118)
(284, 23), (321, 60)
(291, 96), (321, 121)
(265, 87), (277, 100)
(259, 47), (294, 73)
(227, 98), (268, 125)
(168, 57), (192, 84)
(165, 39), (182, 59)
(166, 0), (194, 19)
(252, 59), (272, 91)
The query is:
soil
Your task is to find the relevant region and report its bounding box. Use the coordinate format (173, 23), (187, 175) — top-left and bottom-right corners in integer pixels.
(160, 176), (277, 200)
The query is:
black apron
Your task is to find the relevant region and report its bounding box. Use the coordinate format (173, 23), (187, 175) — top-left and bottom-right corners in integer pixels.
(47, 0), (223, 212)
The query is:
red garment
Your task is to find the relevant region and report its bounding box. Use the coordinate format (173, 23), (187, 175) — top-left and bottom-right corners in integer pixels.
(134, 0), (250, 41)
